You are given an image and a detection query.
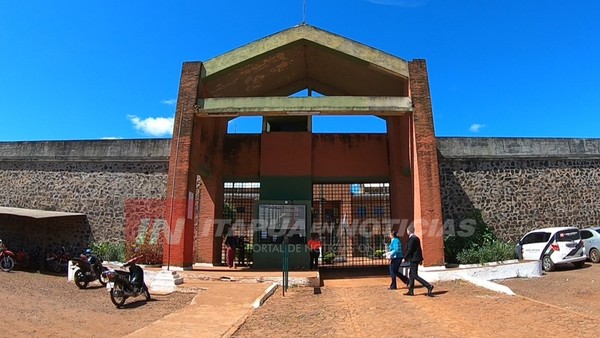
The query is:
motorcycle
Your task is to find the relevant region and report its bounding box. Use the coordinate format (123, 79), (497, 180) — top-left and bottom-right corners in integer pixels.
(103, 255), (151, 308)
(73, 251), (109, 289)
(45, 247), (70, 273)
(14, 248), (39, 271)
(0, 247), (16, 272)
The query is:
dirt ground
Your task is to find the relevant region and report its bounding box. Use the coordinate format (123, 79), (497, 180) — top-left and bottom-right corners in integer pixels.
(0, 270), (195, 337)
(3, 263), (600, 337)
(233, 263), (600, 337)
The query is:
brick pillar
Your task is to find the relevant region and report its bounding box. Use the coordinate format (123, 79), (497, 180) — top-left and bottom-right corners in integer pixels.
(164, 62), (202, 269)
(409, 60), (445, 266)
(196, 175), (223, 264)
(194, 117), (227, 265)
(191, 117), (228, 264)
(387, 115), (414, 239)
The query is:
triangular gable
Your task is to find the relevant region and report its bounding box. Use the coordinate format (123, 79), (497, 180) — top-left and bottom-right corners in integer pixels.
(200, 25), (409, 97)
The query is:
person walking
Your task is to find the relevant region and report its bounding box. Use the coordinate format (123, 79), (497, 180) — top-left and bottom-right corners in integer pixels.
(236, 235), (246, 267)
(387, 231), (410, 290)
(307, 233), (322, 270)
(225, 234), (237, 268)
(403, 226), (434, 297)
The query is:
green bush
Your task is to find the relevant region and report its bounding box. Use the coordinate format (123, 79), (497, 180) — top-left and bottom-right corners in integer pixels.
(244, 243), (253, 262)
(444, 209), (498, 264)
(90, 241), (126, 262)
(323, 252), (336, 264)
(221, 203), (237, 236)
(373, 249), (386, 259)
(456, 241), (516, 265)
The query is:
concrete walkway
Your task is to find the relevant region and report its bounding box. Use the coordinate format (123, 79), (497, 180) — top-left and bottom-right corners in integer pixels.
(126, 267), (317, 338)
(126, 281), (273, 338)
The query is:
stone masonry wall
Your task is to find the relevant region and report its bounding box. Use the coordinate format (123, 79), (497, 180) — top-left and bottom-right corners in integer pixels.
(0, 140), (170, 251)
(0, 160), (168, 243)
(438, 138), (600, 243)
(1, 137), (599, 253)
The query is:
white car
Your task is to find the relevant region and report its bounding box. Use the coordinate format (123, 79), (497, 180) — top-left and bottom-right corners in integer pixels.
(579, 227), (600, 263)
(515, 227), (586, 272)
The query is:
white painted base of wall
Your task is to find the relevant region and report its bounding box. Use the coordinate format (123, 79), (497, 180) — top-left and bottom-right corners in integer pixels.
(419, 260), (542, 283)
(150, 270), (184, 294)
(460, 275), (516, 295)
(417, 260), (542, 295)
(67, 260), (78, 282)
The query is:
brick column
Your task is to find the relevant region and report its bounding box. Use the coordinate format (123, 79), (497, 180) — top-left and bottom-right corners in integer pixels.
(193, 118), (227, 265)
(409, 60), (445, 266)
(387, 115), (413, 238)
(164, 62), (202, 269)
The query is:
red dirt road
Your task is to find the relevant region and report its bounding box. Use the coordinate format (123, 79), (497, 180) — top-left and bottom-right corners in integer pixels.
(234, 264), (600, 337)
(3, 263), (600, 337)
(0, 271), (194, 337)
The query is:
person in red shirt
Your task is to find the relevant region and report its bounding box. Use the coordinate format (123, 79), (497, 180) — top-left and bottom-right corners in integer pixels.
(307, 233), (322, 270)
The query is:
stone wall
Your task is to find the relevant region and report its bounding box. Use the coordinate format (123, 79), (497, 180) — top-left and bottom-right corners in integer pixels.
(1, 137), (599, 252)
(438, 138), (600, 242)
(0, 139), (170, 251)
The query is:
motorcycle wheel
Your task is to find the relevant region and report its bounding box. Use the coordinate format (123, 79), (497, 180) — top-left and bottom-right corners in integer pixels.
(98, 267), (109, 286)
(1, 256), (15, 272)
(143, 284), (151, 300)
(74, 270), (88, 289)
(110, 284), (127, 308)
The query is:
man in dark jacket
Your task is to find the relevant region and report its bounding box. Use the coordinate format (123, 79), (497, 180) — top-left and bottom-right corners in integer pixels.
(403, 226), (434, 297)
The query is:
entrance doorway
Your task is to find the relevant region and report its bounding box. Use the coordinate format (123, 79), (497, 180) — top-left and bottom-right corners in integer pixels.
(312, 183), (391, 268)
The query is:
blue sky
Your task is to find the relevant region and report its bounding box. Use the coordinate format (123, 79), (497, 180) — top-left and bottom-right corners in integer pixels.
(1, 0), (599, 141)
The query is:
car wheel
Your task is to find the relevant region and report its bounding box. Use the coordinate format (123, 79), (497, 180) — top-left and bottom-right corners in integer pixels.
(542, 255), (555, 272)
(589, 248), (600, 263)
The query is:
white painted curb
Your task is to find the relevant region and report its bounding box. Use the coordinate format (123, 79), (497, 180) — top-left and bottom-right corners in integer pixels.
(252, 283), (278, 309)
(460, 275), (515, 296)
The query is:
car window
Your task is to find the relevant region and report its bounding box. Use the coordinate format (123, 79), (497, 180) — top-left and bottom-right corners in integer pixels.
(556, 229), (580, 242)
(594, 229), (600, 236)
(522, 232), (549, 244)
(580, 230), (593, 240)
(521, 233), (537, 244)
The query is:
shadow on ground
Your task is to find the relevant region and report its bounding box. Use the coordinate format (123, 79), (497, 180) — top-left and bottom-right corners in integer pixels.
(319, 266), (388, 284)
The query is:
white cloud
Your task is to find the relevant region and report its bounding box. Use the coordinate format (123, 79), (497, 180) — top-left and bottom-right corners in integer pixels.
(366, 0), (430, 7)
(469, 123), (486, 133)
(101, 136), (123, 140)
(127, 114), (174, 137)
(161, 99), (177, 105)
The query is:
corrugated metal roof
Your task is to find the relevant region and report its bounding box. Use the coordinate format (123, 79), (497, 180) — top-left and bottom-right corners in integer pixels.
(0, 207), (85, 219)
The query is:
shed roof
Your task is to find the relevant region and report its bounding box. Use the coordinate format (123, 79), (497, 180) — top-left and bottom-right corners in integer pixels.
(0, 207), (85, 220)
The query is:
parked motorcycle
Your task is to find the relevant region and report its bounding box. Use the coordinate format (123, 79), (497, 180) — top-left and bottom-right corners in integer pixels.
(73, 249), (109, 289)
(0, 239), (16, 272)
(0, 253), (14, 272)
(45, 247), (70, 273)
(103, 255), (151, 308)
(14, 248), (39, 271)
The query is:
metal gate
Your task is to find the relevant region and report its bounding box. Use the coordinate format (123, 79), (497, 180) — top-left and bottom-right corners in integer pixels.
(220, 182), (391, 268)
(221, 182), (260, 266)
(312, 183), (391, 268)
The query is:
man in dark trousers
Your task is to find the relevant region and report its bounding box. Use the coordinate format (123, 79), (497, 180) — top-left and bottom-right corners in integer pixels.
(403, 226), (434, 297)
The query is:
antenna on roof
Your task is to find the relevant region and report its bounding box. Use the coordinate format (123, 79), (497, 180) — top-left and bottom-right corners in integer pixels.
(302, 0), (308, 25)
